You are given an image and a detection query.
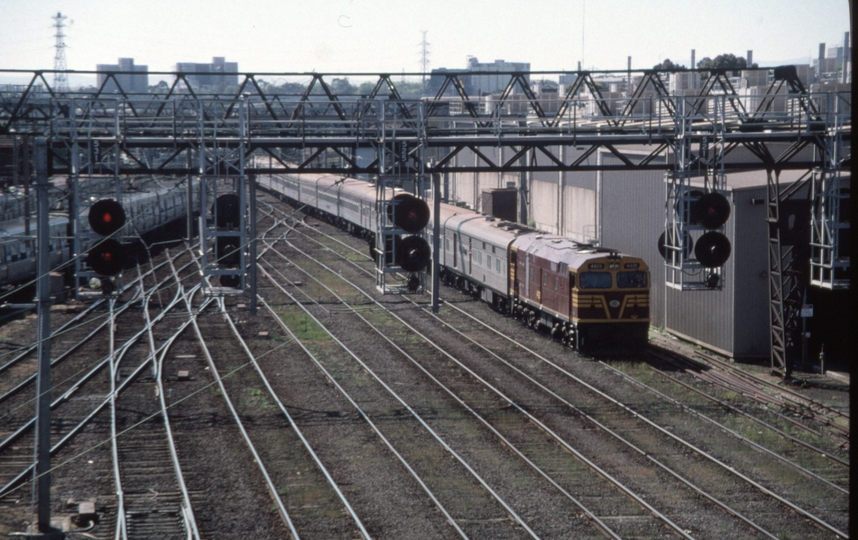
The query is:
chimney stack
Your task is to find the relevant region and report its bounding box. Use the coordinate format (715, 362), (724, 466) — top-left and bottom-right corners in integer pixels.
(691, 49), (696, 89)
(818, 43), (826, 82)
(627, 56), (632, 96)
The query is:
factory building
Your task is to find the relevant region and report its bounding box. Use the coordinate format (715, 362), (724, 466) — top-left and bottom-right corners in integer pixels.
(429, 57), (530, 97)
(96, 58), (148, 93)
(174, 57), (239, 89)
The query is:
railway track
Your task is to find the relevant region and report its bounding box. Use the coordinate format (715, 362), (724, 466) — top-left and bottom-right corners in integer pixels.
(0, 243), (208, 538)
(258, 209), (722, 538)
(259, 248), (623, 538)
(260, 194), (849, 539)
(0, 191), (849, 539)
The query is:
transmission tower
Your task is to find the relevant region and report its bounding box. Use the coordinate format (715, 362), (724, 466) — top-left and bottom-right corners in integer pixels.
(419, 30), (430, 91)
(53, 12), (69, 92)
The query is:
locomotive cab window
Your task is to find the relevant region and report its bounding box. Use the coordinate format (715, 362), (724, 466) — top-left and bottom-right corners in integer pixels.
(617, 271), (648, 288)
(579, 272), (612, 289)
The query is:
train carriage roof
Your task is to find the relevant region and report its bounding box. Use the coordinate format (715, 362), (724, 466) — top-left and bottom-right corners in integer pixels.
(512, 234), (646, 271)
(433, 200), (538, 247)
(0, 214), (67, 239)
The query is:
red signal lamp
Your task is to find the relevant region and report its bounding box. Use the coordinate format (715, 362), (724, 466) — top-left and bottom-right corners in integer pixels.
(88, 199), (127, 236)
(87, 238), (126, 276)
(388, 194), (430, 233)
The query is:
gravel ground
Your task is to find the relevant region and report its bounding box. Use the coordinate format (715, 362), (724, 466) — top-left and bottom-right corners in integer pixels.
(0, 197), (850, 539)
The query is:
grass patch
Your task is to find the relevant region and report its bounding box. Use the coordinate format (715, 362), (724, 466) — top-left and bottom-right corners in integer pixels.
(279, 312), (328, 341)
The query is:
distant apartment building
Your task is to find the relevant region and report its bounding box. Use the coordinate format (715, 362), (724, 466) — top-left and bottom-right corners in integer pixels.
(96, 58), (148, 93)
(429, 57), (531, 97)
(813, 41), (851, 83)
(466, 58), (531, 95)
(174, 57), (239, 89)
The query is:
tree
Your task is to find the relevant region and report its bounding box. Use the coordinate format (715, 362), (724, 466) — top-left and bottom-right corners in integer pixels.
(653, 58), (686, 71)
(357, 81), (379, 95)
(696, 54), (758, 71)
(149, 80), (169, 94)
(329, 77), (357, 95)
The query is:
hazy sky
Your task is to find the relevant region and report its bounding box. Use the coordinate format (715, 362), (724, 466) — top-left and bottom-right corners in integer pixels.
(0, 0), (850, 84)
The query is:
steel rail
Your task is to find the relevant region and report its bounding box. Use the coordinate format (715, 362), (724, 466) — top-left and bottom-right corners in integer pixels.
(272, 270), (624, 539)
(0, 275), (190, 457)
(641, 356), (849, 467)
(258, 261), (534, 539)
(657, 350), (850, 445)
(434, 299), (848, 539)
(265, 242), (698, 540)
(0, 286), (209, 499)
(161, 251), (208, 540)
(0, 249), (200, 424)
(0, 231), (192, 371)
(272, 204), (848, 538)
(0, 245), (195, 398)
(218, 293), (373, 540)
(179, 288), (300, 540)
(0, 300), (105, 375)
(110, 265), (198, 540)
(599, 359), (848, 495)
(267, 205), (843, 539)
(683, 348), (849, 429)
(110, 295), (128, 540)
(256, 225), (470, 539)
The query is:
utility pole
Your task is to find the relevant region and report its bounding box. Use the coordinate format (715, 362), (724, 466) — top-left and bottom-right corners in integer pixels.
(52, 12), (69, 93)
(419, 30), (430, 92)
(35, 138), (62, 538)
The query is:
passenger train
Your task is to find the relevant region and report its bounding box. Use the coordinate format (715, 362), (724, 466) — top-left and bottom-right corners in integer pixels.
(260, 174), (651, 352)
(0, 182), (196, 290)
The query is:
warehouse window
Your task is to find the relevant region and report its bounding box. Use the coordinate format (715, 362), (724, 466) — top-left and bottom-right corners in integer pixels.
(477, 251), (482, 264)
(496, 259), (501, 273)
(554, 277), (559, 290)
(486, 254), (492, 269)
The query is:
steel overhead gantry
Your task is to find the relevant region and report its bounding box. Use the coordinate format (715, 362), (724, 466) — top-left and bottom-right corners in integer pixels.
(0, 67), (850, 376)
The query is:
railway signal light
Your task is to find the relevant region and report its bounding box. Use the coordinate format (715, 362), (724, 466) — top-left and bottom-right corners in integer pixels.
(88, 199), (126, 236)
(216, 234), (241, 267)
(666, 189), (732, 269)
(213, 193), (241, 229)
(388, 193), (430, 233)
(87, 199), (127, 276)
(387, 194), (431, 274)
(396, 235), (432, 272)
(690, 192), (731, 229)
(212, 193), (243, 289)
(86, 238), (126, 276)
(695, 231), (732, 268)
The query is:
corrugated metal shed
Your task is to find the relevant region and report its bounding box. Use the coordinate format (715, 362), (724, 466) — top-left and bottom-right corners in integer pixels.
(598, 152), (808, 358)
